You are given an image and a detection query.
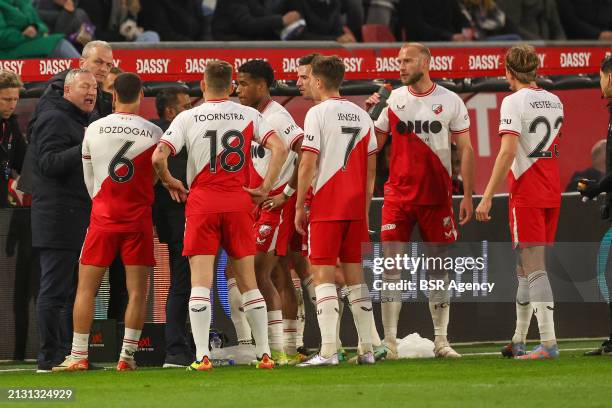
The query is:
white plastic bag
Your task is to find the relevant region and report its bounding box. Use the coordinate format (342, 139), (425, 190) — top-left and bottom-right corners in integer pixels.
(396, 333), (435, 359)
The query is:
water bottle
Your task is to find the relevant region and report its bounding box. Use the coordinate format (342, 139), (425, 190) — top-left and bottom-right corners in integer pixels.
(211, 333), (222, 350)
(368, 83), (393, 121)
(211, 358), (236, 366)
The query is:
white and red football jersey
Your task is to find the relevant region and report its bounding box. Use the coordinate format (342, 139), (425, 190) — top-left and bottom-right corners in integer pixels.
(160, 99), (275, 216)
(302, 97), (377, 222)
(82, 113), (162, 231)
(249, 100), (303, 195)
(499, 86), (564, 208)
(374, 83), (470, 205)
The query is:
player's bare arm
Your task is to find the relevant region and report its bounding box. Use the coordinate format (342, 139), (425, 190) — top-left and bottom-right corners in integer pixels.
(151, 143), (189, 203)
(455, 131), (475, 225)
(262, 138), (302, 210)
(366, 153), (377, 225)
(475, 134), (519, 222)
(295, 150), (317, 235)
(244, 131), (288, 201)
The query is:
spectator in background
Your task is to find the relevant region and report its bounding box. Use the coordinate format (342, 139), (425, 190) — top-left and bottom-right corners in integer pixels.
(30, 69), (97, 372)
(79, 0), (159, 43)
(341, 0), (364, 42)
(212, 0), (302, 41)
(566, 139), (606, 192)
(288, 0), (356, 42)
(556, 0), (612, 40)
(460, 0), (521, 41)
(0, 0), (81, 58)
(0, 70), (37, 362)
(497, 0), (565, 40)
(140, 0), (207, 41)
(398, 0), (472, 42)
(366, 0), (398, 26)
(0, 70), (27, 208)
(151, 87), (195, 368)
(33, 0), (93, 47)
(102, 66), (123, 94)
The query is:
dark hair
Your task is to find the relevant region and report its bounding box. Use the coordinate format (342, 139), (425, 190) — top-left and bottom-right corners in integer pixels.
(109, 66), (123, 75)
(155, 86), (189, 118)
(311, 55), (345, 90)
(602, 55), (612, 74)
(237, 59), (275, 88)
(298, 53), (322, 66)
(114, 72), (142, 104)
(205, 60), (233, 92)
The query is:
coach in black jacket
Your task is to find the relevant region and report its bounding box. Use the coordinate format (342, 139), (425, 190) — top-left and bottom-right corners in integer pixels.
(579, 55), (612, 356)
(151, 87), (194, 367)
(30, 69), (97, 372)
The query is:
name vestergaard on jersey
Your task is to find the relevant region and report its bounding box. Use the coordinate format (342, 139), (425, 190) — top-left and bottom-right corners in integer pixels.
(98, 126), (155, 138)
(529, 100), (563, 110)
(193, 112), (246, 122)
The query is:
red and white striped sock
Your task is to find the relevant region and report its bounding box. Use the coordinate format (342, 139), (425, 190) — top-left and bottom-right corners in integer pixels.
(242, 289), (270, 358)
(70, 332), (89, 360)
(120, 328), (142, 361)
(267, 310), (283, 353)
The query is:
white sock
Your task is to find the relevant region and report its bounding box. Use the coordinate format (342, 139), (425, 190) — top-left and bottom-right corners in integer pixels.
(189, 286), (212, 361)
(283, 319), (298, 355)
(70, 332), (89, 360)
(315, 283), (339, 358)
(227, 278), (252, 345)
(528, 270), (556, 343)
(267, 310), (283, 352)
(428, 275), (450, 340)
(336, 285), (345, 350)
(348, 284), (373, 354)
(120, 328), (141, 361)
(294, 283), (305, 348)
(242, 289), (270, 358)
(513, 275), (532, 344)
(303, 275), (316, 303)
(370, 307), (382, 347)
(381, 272), (402, 343)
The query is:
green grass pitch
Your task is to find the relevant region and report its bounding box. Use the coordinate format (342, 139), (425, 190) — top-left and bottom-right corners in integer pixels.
(1, 340), (611, 408)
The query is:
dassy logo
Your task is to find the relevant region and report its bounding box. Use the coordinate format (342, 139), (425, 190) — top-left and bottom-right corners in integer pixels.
(138, 337), (154, 352)
(432, 104), (443, 115)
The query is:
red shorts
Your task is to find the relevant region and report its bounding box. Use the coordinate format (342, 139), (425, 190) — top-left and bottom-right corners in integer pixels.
(308, 219), (369, 265)
(381, 200), (457, 243)
(184, 212), (255, 258)
(509, 205), (560, 248)
(80, 227), (154, 267)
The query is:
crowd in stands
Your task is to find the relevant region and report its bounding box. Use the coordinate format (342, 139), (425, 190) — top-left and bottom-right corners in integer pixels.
(0, 0), (610, 59)
(0, 0), (612, 59)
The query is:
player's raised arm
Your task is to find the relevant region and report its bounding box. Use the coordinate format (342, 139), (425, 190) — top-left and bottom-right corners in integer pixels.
(152, 142), (188, 203)
(475, 134), (518, 222)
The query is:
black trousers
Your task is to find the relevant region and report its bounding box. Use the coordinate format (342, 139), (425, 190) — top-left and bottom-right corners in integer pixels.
(36, 248), (79, 366)
(164, 241), (193, 358)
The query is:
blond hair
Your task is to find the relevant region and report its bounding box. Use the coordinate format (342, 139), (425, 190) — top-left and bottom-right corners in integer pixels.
(0, 70), (23, 90)
(204, 60), (233, 93)
(505, 44), (539, 84)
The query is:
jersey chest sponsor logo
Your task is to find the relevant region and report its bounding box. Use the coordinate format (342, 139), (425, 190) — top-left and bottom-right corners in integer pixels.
(251, 144), (267, 159)
(395, 120), (443, 135)
(136, 58), (170, 74)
